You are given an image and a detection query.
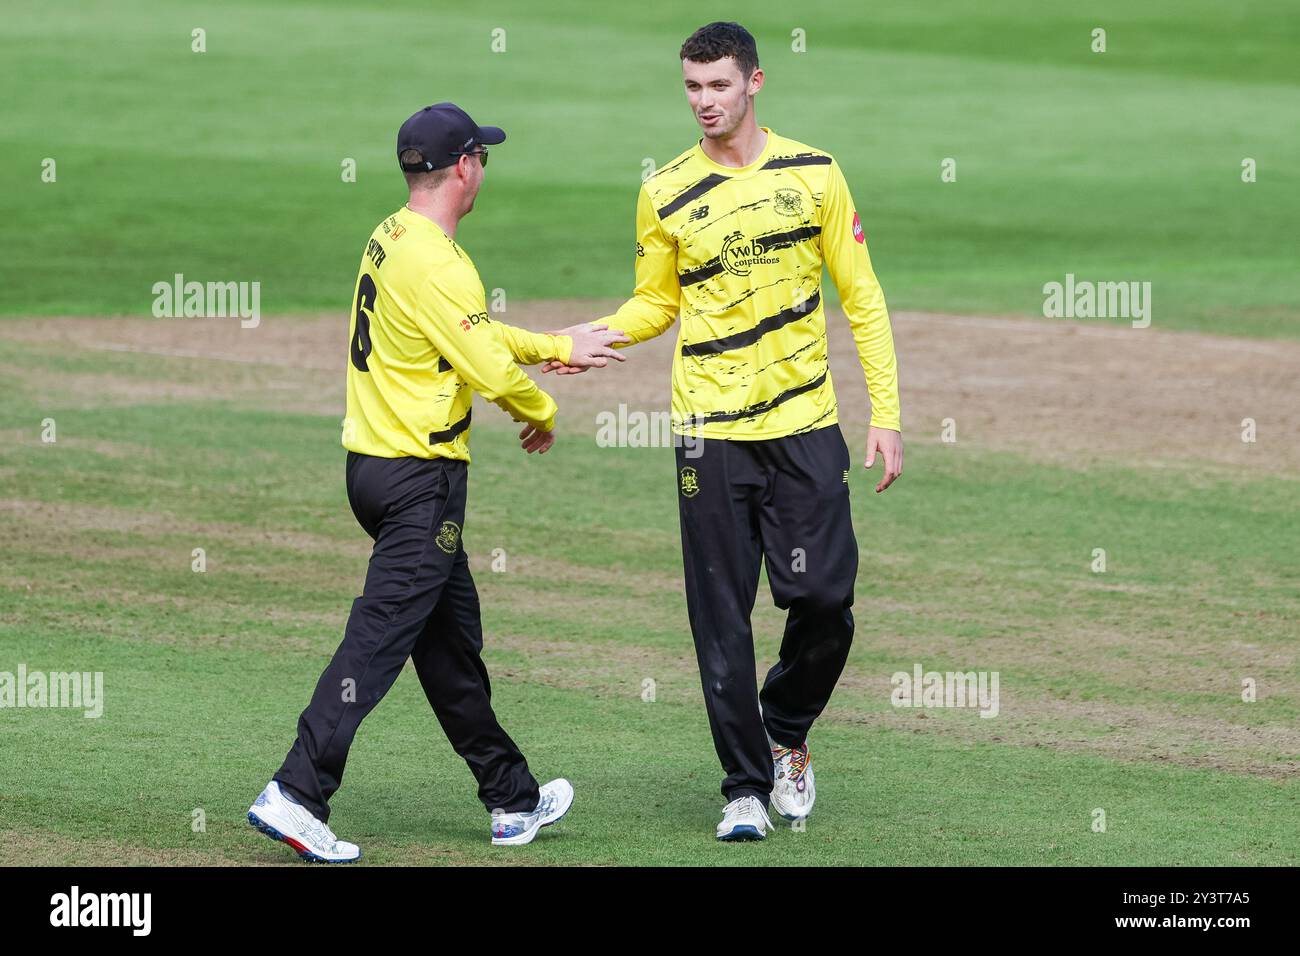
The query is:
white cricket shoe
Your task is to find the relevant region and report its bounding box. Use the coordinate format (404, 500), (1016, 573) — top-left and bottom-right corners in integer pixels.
(770, 742), (815, 821)
(247, 781), (361, 863)
(716, 795), (774, 841)
(490, 778), (574, 846)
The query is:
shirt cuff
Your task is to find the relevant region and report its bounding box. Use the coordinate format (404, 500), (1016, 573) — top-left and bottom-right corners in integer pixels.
(554, 335), (573, 367)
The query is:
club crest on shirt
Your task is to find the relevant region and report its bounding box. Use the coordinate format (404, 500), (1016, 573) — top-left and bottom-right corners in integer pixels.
(774, 188), (803, 217)
(679, 466), (700, 498)
(852, 212), (865, 244)
(435, 520), (461, 554)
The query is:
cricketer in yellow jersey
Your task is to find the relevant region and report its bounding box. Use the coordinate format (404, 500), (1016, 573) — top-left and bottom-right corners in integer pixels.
(248, 102), (628, 861)
(545, 22), (905, 841)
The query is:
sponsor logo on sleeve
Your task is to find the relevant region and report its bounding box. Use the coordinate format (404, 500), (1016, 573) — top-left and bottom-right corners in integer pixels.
(852, 212), (865, 244)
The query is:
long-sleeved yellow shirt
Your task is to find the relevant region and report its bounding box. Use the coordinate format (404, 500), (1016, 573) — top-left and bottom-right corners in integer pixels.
(600, 129), (900, 438)
(343, 205), (572, 461)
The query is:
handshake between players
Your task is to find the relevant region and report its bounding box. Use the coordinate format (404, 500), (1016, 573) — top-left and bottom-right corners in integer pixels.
(249, 18), (903, 862)
(515, 320), (628, 455)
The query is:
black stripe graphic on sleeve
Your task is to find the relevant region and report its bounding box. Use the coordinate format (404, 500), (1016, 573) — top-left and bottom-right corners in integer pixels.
(681, 290), (821, 357)
(677, 225), (822, 287)
(428, 408), (472, 445)
(761, 153), (833, 170)
(656, 173), (730, 219)
(686, 369), (828, 426)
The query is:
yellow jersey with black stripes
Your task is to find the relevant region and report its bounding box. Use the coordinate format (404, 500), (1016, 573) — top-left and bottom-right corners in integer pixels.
(600, 129), (900, 439)
(343, 205), (572, 462)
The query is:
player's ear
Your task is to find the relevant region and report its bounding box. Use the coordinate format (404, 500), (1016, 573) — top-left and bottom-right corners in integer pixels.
(748, 68), (764, 97)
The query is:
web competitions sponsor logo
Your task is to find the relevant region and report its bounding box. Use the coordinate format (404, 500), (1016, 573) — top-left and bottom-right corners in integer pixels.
(720, 232), (780, 277)
(50, 886), (151, 936)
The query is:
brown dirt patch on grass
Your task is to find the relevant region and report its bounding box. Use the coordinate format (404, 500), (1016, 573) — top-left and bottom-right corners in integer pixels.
(5, 306), (1297, 472)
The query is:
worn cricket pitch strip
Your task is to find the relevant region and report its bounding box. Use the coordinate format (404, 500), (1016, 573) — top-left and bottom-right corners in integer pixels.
(9, 304), (1297, 474)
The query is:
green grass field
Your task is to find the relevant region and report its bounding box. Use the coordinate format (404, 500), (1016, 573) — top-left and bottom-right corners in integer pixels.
(1, 1), (1297, 866)
(2, 0), (1298, 334)
(1, 321), (1297, 865)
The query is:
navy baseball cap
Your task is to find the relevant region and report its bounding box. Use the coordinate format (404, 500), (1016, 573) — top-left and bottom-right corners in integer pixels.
(397, 102), (506, 172)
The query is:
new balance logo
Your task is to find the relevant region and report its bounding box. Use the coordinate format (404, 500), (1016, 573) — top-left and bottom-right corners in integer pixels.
(688, 205), (709, 221)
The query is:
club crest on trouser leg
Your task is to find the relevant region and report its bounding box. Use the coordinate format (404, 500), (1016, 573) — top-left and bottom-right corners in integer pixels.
(679, 466), (700, 498)
(435, 520), (461, 554)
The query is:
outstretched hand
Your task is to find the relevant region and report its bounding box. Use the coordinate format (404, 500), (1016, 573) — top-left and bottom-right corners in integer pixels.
(542, 323), (630, 375)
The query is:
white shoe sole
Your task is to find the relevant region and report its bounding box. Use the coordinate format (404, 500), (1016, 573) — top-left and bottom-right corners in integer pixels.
(717, 823), (768, 841)
(247, 804), (360, 863)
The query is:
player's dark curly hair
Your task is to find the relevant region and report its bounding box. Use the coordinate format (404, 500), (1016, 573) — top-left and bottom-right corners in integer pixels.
(680, 21), (760, 79)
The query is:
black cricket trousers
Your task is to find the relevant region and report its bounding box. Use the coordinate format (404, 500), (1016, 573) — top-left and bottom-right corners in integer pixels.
(675, 424), (859, 806)
(274, 452), (539, 823)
